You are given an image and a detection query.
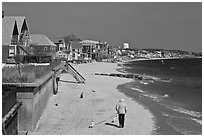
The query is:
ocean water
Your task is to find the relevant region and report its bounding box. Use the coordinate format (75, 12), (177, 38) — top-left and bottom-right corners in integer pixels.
(117, 58), (202, 135)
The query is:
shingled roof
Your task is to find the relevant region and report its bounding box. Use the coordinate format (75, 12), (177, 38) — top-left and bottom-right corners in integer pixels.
(2, 17), (19, 45)
(30, 34), (57, 46)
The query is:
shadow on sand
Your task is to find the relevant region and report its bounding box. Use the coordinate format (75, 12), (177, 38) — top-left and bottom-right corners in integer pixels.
(105, 122), (119, 128)
(59, 80), (78, 84)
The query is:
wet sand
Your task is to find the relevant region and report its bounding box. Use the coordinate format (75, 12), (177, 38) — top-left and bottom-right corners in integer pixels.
(29, 62), (155, 135)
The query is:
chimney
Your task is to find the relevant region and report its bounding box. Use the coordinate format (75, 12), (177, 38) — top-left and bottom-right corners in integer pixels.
(2, 11), (4, 18)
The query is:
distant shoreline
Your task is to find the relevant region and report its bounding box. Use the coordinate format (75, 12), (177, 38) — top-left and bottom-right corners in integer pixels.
(121, 56), (202, 64)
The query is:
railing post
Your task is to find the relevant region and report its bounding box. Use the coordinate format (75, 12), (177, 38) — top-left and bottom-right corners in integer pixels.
(52, 69), (58, 94)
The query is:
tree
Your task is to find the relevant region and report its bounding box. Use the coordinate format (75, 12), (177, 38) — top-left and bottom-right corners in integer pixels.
(192, 52), (202, 57)
(64, 34), (81, 44)
(15, 55), (24, 77)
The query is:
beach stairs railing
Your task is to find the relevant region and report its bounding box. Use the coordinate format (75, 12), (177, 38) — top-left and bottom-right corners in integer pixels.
(64, 62), (86, 83)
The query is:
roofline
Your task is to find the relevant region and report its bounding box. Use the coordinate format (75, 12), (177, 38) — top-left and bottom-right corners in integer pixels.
(30, 34), (57, 46)
(4, 16), (30, 33)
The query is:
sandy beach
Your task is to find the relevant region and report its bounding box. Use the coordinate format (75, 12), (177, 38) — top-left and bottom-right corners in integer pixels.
(29, 62), (155, 135)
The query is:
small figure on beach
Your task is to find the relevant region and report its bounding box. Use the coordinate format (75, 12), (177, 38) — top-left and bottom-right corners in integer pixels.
(115, 99), (127, 128)
(163, 94), (169, 98)
(80, 92), (84, 98)
(89, 120), (94, 128)
(54, 73), (60, 94)
(111, 114), (117, 123)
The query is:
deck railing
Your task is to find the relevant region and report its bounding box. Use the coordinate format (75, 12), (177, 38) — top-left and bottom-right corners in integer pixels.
(2, 90), (22, 135)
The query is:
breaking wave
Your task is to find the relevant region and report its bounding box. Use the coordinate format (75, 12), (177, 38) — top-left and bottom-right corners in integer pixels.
(163, 104), (202, 118)
(131, 87), (145, 93)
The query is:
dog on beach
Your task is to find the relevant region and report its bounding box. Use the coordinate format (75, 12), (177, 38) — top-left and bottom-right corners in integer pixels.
(89, 120), (94, 128)
(111, 114), (117, 123)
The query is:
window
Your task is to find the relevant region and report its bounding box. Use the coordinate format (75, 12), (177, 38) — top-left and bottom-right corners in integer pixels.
(73, 54), (75, 57)
(9, 49), (15, 56)
(73, 49), (75, 52)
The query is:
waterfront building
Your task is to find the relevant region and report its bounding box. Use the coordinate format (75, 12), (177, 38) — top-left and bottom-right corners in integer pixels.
(50, 38), (73, 61)
(123, 42), (130, 49)
(2, 17), (18, 62)
(70, 42), (83, 60)
(154, 51), (163, 58)
(80, 40), (100, 60)
(50, 37), (66, 51)
(55, 50), (71, 60)
(2, 16), (31, 62)
(30, 34), (57, 56)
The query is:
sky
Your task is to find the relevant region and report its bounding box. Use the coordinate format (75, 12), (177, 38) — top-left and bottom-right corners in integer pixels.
(2, 2), (202, 52)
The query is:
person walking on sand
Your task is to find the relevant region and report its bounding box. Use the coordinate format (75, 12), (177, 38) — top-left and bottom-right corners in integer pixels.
(115, 99), (127, 128)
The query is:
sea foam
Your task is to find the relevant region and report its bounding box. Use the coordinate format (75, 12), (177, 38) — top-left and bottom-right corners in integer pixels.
(162, 112), (202, 125)
(140, 81), (149, 85)
(131, 87), (144, 93)
(191, 118), (202, 125)
(164, 105), (202, 118)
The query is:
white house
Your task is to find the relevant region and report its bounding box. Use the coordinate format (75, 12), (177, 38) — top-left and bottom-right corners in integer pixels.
(80, 40), (100, 60)
(71, 42), (83, 60)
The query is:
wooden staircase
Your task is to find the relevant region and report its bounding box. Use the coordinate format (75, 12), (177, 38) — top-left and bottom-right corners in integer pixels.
(64, 62), (86, 83)
(17, 31), (32, 56)
(17, 45), (31, 55)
